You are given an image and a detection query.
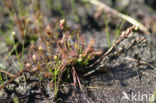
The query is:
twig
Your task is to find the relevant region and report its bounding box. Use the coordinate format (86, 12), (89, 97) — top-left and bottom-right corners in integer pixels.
(84, 0), (149, 34)
(86, 86), (113, 90)
(71, 66), (83, 90)
(124, 57), (156, 70)
(0, 63), (34, 90)
(0, 70), (15, 77)
(88, 26), (137, 68)
(84, 36), (147, 76)
(104, 26), (137, 56)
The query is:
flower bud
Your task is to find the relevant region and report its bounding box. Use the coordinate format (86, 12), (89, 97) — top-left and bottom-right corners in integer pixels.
(60, 19), (66, 29)
(32, 54), (37, 61)
(26, 63), (31, 68)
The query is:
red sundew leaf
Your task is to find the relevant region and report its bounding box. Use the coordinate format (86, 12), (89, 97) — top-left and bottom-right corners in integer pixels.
(79, 35), (85, 48)
(85, 39), (95, 55)
(93, 50), (103, 55)
(69, 50), (76, 57)
(43, 73), (53, 77)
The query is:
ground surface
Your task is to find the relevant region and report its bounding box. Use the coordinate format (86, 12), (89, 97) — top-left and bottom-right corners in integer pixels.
(0, 0), (156, 103)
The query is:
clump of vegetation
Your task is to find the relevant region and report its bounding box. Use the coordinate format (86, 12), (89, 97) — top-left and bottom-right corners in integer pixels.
(0, 19), (102, 98)
(27, 19), (102, 95)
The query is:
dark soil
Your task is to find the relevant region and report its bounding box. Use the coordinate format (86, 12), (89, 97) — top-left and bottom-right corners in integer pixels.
(0, 0), (156, 103)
